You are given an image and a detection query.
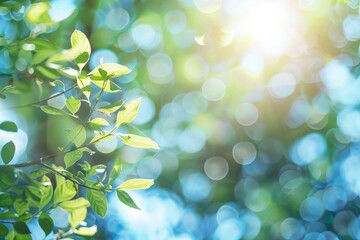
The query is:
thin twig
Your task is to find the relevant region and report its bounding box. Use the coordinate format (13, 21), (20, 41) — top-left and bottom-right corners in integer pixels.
(62, 81), (107, 152)
(6, 84), (77, 110)
(6, 161), (104, 191)
(38, 162), (104, 191)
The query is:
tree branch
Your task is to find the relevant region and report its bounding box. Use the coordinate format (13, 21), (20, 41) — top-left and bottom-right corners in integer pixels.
(7, 84), (77, 110)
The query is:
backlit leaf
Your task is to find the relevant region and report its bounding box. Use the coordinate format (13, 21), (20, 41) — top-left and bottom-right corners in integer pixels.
(108, 158), (122, 184)
(74, 226), (97, 237)
(89, 118), (109, 129)
(60, 197), (90, 211)
(53, 180), (77, 204)
(90, 63), (131, 79)
(117, 179), (154, 190)
(91, 79), (121, 92)
(69, 207), (87, 229)
(71, 30), (91, 71)
(66, 126), (87, 147)
(116, 98), (141, 127)
(117, 134), (159, 149)
(77, 77), (90, 101)
(40, 106), (69, 116)
(66, 97), (81, 114)
(97, 100), (125, 113)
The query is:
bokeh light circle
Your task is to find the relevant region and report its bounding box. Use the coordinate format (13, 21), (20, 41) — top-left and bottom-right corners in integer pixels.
(235, 102), (259, 126)
(232, 141), (257, 165)
(204, 156), (229, 180)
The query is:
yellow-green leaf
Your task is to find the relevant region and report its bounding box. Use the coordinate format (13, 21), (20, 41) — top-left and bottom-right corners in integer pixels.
(117, 178), (154, 190)
(66, 97), (81, 114)
(53, 180), (77, 204)
(41, 106), (70, 116)
(117, 134), (159, 149)
(97, 100), (125, 113)
(59, 197), (90, 211)
(69, 207), (87, 229)
(116, 98), (141, 127)
(91, 79), (121, 92)
(66, 126), (87, 148)
(90, 63), (131, 79)
(74, 226), (97, 237)
(77, 77), (90, 101)
(71, 30), (91, 71)
(89, 118), (109, 128)
(108, 158), (122, 184)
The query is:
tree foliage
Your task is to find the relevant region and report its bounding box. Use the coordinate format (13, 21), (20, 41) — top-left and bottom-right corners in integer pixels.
(0, 21), (159, 239)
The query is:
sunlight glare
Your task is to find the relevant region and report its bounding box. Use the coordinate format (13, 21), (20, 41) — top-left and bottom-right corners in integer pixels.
(242, 1), (298, 56)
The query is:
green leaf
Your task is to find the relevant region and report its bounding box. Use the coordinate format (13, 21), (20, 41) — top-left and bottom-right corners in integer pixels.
(38, 213), (54, 236)
(116, 190), (140, 210)
(71, 30), (91, 71)
(30, 168), (51, 178)
(0, 166), (17, 186)
(90, 63), (131, 79)
(77, 77), (91, 101)
(0, 211), (17, 219)
(108, 158), (122, 184)
(0, 223), (8, 237)
(51, 80), (65, 90)
(89, 133), (115, 144)
(116, 98), (141, 127)
(74, 226), (97, 237)
(53, 180), (77, 204)
(40, 106), (69, 116)
(64, 150), (83, 169)
(17, 213), (32, 222)
(0, 192), (12, 208)
(87, 164), (106, 178)
(70, 207), (87, 229)
(60, 197), (90, 211)
(36, 66), (59, 80)
(13, 221), (30, 234)
(117, 134), (160, 149)
(66, 126), (87, 148)
(91, 79), (121, 92)
(66, 97), (81, 114)
(89, 118), (109, 129)
(13, 198), (29, 215)
(117, 179), (154, 190)
(46, 30), (91, 70)
(87, 190), (107, 218)
(39, 176), (53, 209)
(97, 100), (125, 113)
(64, 147), (94, 169)
(0, 121), (17, 132)
(1, 141), (15, 164)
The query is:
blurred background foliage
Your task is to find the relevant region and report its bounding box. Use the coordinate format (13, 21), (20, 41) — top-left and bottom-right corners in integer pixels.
(2, 0), (360, 239)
